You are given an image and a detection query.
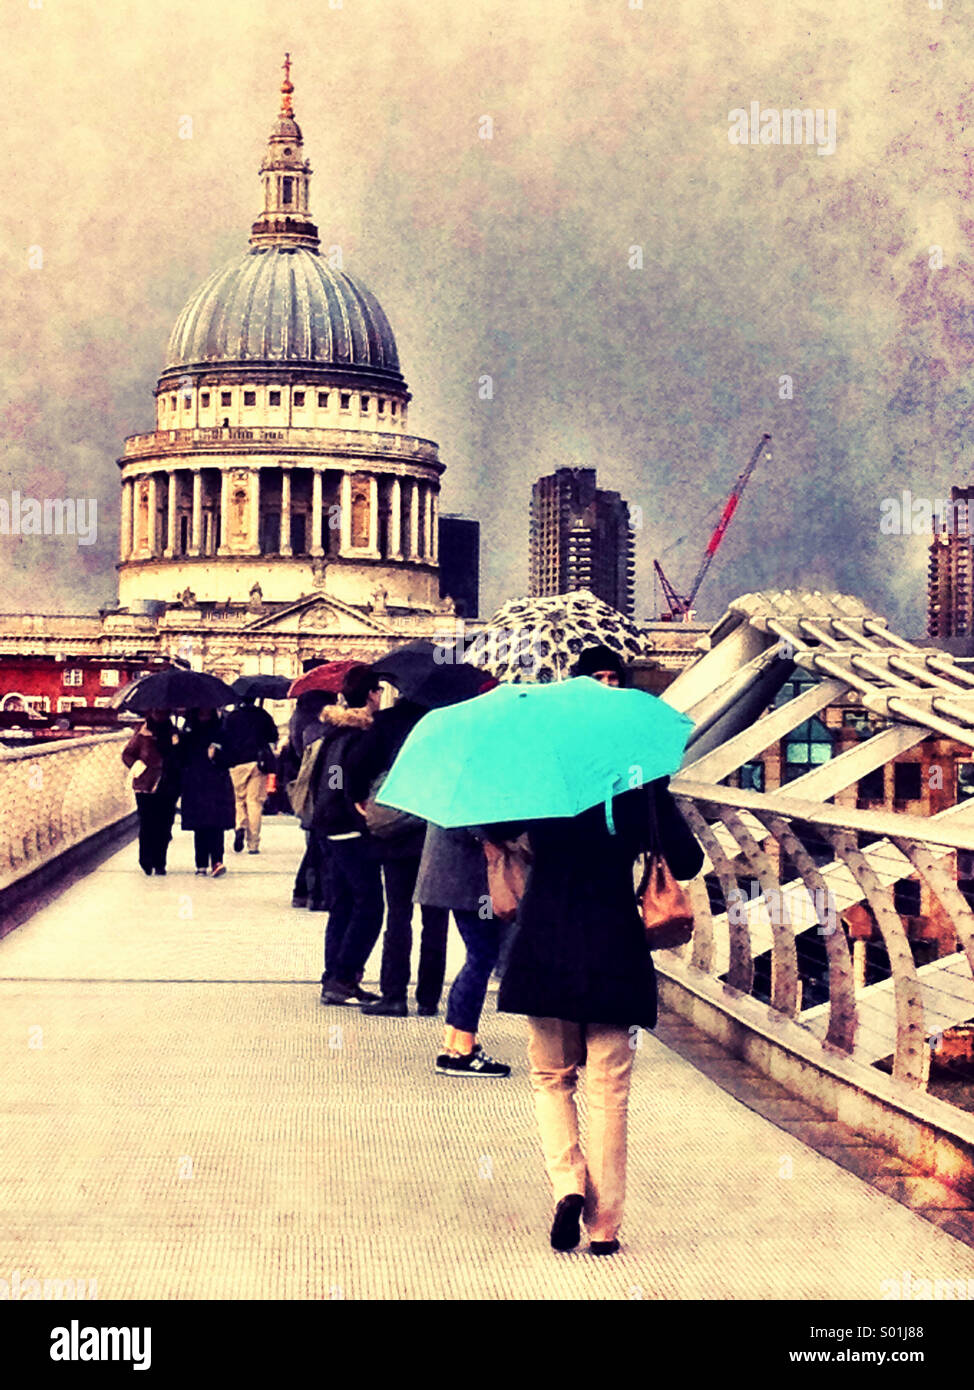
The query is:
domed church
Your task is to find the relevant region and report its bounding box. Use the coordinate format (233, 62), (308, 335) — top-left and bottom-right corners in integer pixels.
(117, 57), (450, 652)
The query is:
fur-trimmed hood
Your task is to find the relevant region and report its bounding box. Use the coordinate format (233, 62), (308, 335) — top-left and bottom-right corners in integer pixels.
(319, 704), (374, 732)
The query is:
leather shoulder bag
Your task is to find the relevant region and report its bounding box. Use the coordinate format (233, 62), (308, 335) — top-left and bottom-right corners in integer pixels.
(637, 789), (695, 951)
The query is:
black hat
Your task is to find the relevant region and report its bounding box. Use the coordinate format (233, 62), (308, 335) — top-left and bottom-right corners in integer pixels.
(573, 644), (626, 683)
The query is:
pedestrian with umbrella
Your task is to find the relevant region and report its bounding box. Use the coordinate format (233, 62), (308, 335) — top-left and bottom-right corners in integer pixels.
(120, 708), (180, 875)
(177, 708), (236, 876)
(224, 681), (281, 855)
(377, 677), (703, 1254)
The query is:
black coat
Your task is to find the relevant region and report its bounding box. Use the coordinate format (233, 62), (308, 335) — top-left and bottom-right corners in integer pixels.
(495, 779), (704, 1029)
(309, 705), (375, 837)
(177, 717), (236, 832)
(345, 699), (429, 859)
(221, 704), (278, 766)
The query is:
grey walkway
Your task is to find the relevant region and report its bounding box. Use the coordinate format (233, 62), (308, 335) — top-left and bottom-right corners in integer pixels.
(3, 819), (974, 1300)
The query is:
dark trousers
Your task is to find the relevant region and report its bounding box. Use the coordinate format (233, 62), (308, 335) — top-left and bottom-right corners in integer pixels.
(323, 836), (384, 984)
(194, 828), (225, 869)
(446, 908), (502, 1034)
(135, 793), (176, 873)
(294, 832), (332, 906)
(380, 855), (449, 1008)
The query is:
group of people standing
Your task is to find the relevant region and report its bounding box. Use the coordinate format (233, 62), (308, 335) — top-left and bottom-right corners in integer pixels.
(121, 697), (279, 876)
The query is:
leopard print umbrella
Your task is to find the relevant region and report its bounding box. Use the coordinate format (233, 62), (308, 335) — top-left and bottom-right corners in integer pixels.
(463, 589), (646, 683)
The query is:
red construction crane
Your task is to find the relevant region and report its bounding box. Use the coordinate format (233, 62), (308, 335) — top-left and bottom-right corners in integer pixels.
(654, 433), (772, 620)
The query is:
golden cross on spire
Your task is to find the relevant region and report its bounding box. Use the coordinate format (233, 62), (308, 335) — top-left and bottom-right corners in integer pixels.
(280, 52), (294, 116)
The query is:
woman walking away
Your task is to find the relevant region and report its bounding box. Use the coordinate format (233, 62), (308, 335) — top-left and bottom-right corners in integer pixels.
(415, 823), (510, 1077)
(493, 778), (703, 1253)
(121, 708), (180, 875)
(178, 707), (235, 876)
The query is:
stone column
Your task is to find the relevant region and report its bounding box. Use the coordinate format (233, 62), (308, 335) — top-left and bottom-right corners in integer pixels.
(368, 475), (379, 555)
(120, 479), (133, 561)
(165, 471), (178, 557)
(423, 485), (433, 561)
(190, 469), (202, 556)
(409, 480), (420, 561)
(389, 477), (402, 559)
(431, 488), (439, 564)
(310, 468), (324, 557)
(218, 468), (230, 553)
(279, 466), (292, 556)
(249, 468), (261, 554)
(339, 471), (352, 555)
(146, 474), (158, 558)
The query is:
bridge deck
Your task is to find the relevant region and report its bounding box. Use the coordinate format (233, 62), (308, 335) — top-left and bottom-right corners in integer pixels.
(3, 819), (974, 1300)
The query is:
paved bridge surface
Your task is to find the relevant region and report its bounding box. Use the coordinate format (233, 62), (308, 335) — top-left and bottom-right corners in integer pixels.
(3, 819), (974, 1301)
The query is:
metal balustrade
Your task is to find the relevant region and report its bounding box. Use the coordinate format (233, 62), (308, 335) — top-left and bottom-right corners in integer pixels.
(121, 426), (441, 467)
(0, 733), (135, 896)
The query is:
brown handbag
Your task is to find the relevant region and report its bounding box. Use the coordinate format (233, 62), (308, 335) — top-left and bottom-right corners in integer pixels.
(483, 833), (533, 923)
(637, 791), (695, 951)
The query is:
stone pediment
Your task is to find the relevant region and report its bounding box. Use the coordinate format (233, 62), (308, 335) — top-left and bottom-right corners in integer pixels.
(244, 594), (395, 638)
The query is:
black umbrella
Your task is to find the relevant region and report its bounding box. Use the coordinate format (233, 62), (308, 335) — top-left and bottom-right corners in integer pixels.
(370, 638), (466, 693)
(122, 669), (237, 712)
(400, 661), (490, 709)
(231, 675), (293, 701)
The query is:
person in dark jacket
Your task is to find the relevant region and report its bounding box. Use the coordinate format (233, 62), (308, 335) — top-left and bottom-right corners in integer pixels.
(345, 693), (450, 1017)
(177, 708), (236, 876)
(491, 777), (704, 1255)
(121, 709), (179, 875)
(287, 692), (334, 909)
(222, 695), (279, 854)
(414, 824), (510, 1076)
(314, 667), (384, 1006)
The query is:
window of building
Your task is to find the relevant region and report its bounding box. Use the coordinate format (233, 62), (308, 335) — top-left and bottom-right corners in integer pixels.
(318, 391), (329, 408)
(782, 715), (833, 783)
(282, 176), (293, 204)
(62, 669), (83, 688)
(99, 669), (120, 688)
(958, 763), (974, 801)
(893, 879), (922, 917)
(893, 763), (922, 803)
(221, 392), (232, 407)
(170, 396), (177, 411)
(269, 390), (281, 406)
(340, 393), (351, 411)
(244, 391), (256, 407)
(24, 696), (50, 713)
(201, 392), (210, 408)
(378, 398), (385, 415)
(739, 762), (765, 792)
(57, 697), (87, 713)
(360, 395), (370, 412)
(183, 395), (191, 410)
(391, 401), (397, 416)
(857, 766), (885, 804)
(293, 391), (305, 407)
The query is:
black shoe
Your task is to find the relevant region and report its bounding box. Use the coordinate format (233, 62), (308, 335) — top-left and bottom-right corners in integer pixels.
(320, 981), (380, 1006)
(435, 1043), (510, 1077)
(233, 829), (245, 853)
(416, 1004), (438, 1017)
(248, 848), (259, 855)
(360, 997), (408, 1017)
(550, 1194), (585, 1252)
(141, 867), (153, 877)
(308, 900), (328, 912)
(195, 868), (208, 875)
(291, 895), (308, 909)
(589, 1240), (620, 1257)
(154, 867), (167, 875)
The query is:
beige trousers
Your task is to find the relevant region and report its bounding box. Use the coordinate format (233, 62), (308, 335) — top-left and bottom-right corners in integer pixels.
(526, 1016), (636, 1243)
(230, 762), (268, 851)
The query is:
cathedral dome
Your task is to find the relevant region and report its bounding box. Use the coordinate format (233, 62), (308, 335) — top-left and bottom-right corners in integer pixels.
(164, 247), (402, 379)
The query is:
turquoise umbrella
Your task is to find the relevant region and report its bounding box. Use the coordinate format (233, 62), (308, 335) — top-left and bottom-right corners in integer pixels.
(377, 677), (694, 830)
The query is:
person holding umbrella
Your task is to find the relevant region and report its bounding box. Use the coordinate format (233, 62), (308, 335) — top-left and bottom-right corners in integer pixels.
(178, 708), (236, 876)
(222, 691), (279, 855)
(376, 677), (703, 1253)
(120, 708), (180, 875)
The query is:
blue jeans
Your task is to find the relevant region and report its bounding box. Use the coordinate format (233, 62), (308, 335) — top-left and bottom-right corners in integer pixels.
(446, 908), (501, 1034)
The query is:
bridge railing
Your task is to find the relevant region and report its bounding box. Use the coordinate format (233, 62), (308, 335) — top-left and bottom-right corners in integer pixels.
(668, 779), (974, 1091)
(0, 733), (135, 897)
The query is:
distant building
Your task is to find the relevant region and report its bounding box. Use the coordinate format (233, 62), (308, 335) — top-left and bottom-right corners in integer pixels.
(438, 516), (479, 618)
(929, 486), (974, 638)
(529, 468), (634, 615)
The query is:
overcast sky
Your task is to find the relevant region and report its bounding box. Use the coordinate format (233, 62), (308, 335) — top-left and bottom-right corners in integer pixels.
(0, 0), (970, 632)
